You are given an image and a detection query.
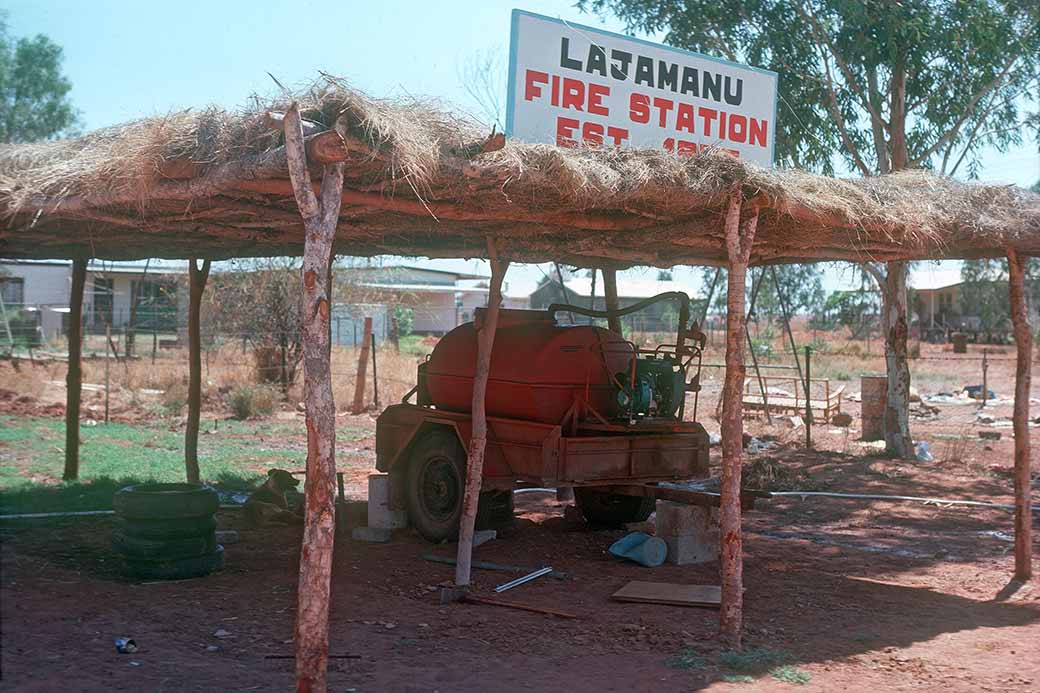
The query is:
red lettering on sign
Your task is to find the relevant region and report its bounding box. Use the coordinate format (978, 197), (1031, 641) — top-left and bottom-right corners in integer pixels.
(582, 121), (604, 146)
(524, 70), (548, 102)
(562, 78), (585, 111)
(551, 75), (560, 106)
(588, 83), (610, 117)
(676, 103), (696, 134)
(749, 118), (768, 147)
(629, 93), (650, 124)
(606, 126), (629, 145)
(556, 116), (580, 147)
(728, 114), (747, 143)
(699, 107), (718, 137)
(652, 97), (674, 128)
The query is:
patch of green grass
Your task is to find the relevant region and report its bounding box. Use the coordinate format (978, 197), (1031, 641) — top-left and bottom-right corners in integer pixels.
(721, 674), (755, 684)
(398, 334), (433, 356)
(770, 665), (811, 685)
(666, 648), (707, 670)
(0, 414), (372, 514)
(719, 648), (790, 674)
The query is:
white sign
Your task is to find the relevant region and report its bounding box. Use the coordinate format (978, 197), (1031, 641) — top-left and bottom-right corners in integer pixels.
(506, 10), (778, 167)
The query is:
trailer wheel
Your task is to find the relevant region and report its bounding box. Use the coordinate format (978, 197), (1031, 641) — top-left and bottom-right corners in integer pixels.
(574, 488), (655, 527)
(405, 429), (466, 542)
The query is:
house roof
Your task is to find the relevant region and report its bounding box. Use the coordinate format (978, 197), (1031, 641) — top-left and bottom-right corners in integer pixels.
(359, 282), (488, 294)
(557, 276), (698, 300)
(339, 264), (488, 281)
(1, 79), (1038, 266)
(910, 266), (965, 292)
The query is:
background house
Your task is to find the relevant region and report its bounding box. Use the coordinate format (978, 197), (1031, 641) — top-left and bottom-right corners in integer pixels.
(0, 259), (186, 344)
(529, 275), (697, 332)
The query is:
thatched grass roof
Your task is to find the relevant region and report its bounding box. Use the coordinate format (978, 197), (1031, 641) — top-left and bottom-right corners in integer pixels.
(2, 80), (1038, 266)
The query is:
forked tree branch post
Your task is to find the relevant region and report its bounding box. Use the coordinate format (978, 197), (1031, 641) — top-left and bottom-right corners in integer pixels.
(281, 102), (346, 693)
(455, 239), (509, 587)
(601, 268), (622, 334)
(720, 190), (759, 647)
(62, 258), (87, 481)
(1007, 248), (1033, 582)
(185, 257), (211, 484)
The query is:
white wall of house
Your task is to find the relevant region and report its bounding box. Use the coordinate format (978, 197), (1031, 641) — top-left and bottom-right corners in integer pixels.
(411, 293), (457, 334)
(0, 261), (72, 341)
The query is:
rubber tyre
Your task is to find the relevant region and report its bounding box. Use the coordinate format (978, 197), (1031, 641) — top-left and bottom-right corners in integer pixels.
(574, 488), (655, 527)
(112, 529), (216, 560)
(405, 429), (466, 543)
(118, 516), (217, 540)
(113, 483), (219, 521)
(122, 545), (225, 581)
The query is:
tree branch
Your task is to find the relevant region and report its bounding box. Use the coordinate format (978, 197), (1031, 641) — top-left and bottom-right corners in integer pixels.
(282, 102), (320, 221)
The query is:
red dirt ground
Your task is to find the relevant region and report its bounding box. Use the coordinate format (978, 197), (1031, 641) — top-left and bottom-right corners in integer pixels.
(2, 446), (1037, 692)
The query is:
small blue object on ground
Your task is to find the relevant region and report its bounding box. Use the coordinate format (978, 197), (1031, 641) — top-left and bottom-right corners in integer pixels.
(609, 532), (667, 567)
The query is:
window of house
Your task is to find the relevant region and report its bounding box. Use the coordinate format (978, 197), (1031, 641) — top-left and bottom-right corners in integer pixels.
(131, 279), (178, 329)
(92, 277), (114, 326)
(0, 277), (25, 306)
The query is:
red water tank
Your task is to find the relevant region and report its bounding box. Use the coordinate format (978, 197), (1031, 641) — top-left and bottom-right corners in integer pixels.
(425, 309), (631, 424)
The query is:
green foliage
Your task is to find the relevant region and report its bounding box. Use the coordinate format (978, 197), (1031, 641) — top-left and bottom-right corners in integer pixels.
(666, 649), (708, 670)
(0, 12), (78, 143)
(719, 648), (790, 673)
(8, 309), (41, 348)
(160, 381), (188, 416)
(229, 384), (278, 420)
(812, 289), (880, 334)
(771, 665), (812, 685)
(393, 305), (415, 338)
(959, 258), (1040, 331)
(702, 266), (825, 320)
(580, 0), (1040, 177)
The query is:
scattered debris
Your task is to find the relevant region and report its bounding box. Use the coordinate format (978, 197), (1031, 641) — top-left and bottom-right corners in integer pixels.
(421, 554), (568, 580)
(623, 519), (656, 534)
(212, 629), (232, 639)
(909, 386), (921, 403)
(214, 530), (239, 545)
(742, 458), (806, 491)
(611, 581), (721, 608)
(495, 566), (554, 593)
(784, 415), (805, 430)
(963, 384), (996, 400)
(915, 441), (934, 462)
(910, 402), (941, 420)
(608, 532), (667, 567)
(831, 412), (853, 427)
(708, 431), (722, 447)
(114, 637), (137, 654)
(745, 436), (776, 454)
(978, 431), (1002, 441)
(462, 593), (577, 619)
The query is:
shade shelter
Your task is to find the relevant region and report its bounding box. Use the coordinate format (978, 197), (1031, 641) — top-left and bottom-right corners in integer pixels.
(1, 82), (1036, 691)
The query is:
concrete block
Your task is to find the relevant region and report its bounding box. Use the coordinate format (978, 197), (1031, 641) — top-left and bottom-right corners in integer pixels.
(351, 526), (393, 543)
(367, 474), (408, 530)
(472, 529), (496, 548)
(663, 534), (718, 565)
(656, 501), (717, 537)
(656, 501), (719, 565)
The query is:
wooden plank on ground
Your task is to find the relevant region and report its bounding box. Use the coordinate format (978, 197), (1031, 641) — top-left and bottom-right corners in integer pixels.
(611, 581), (721, 608)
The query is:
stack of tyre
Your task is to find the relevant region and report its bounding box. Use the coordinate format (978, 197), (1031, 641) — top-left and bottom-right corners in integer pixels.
(113, 483), (224, 580)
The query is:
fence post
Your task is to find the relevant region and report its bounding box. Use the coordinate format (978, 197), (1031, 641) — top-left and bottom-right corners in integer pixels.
(152, 328), (158, 364)
(104, 324), (111, 424)
(351, 317), (373, 414)
(804, 346), (812, 449)
(981, 349), (988, 408)
(371, 332), (379, 409)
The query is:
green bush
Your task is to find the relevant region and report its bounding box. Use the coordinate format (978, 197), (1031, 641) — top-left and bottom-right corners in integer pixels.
(229, 384), (277, 420)
(160, 381), (187, 416)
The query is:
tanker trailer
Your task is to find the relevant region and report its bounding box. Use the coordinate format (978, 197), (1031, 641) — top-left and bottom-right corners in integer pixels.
(375, 292), (710, 542)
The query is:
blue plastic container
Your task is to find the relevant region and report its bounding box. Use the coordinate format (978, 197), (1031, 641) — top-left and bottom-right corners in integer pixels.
(609, 531), (667, 567)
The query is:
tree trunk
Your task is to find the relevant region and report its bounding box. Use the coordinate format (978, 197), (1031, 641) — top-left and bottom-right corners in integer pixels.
(455, 241), (508, 587)
(601, 268), (622, 334)
(720, 192), (758, 647)
(184, 258), (211, 484)
(881, 262), (914, 459)
(63, 259), (87, 481)
(1007, 249), (1033, 581)
(281, 102), (346, 693)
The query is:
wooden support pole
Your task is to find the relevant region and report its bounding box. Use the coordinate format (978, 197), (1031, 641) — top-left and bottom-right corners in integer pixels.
(455, 238), (509, 587)
(63, 259), (87, 481)
(282, 102), (346, 693)
(1007, 248), (1033, 582)
(351, 317), (372, 414)
(720, 190), (758, 648)
(601, 268), (622, 334)
(185, 257), (211, 484)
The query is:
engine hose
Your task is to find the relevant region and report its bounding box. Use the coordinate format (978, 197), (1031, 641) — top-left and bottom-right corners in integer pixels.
(546, 291), (691, 322)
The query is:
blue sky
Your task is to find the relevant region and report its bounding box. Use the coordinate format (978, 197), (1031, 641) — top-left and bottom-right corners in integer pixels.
(7, 1), (1037, 295)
